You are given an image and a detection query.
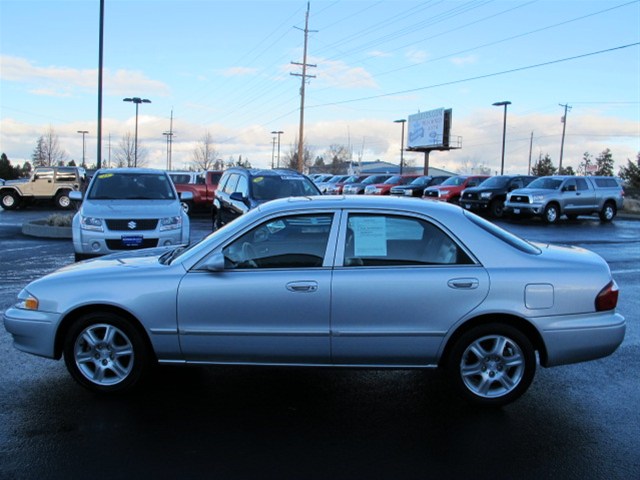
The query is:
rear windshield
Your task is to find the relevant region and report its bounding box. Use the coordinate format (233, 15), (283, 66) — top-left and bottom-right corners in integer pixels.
(464, 210), (541, 255)
(88, 172), (176, 200)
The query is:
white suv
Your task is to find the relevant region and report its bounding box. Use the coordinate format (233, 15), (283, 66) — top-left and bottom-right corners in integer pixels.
(70, 168), (191, 261)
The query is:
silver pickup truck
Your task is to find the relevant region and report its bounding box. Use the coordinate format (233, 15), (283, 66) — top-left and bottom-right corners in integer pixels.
(504, 175), (624, 224)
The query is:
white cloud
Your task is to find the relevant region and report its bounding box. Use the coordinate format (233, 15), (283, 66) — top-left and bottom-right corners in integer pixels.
(218, 66), (258, 77)
(450, 55), (477, 66)
(309, 58), (378, 89)
(0, 55), (170, 98)
(405, 49), (429, 64)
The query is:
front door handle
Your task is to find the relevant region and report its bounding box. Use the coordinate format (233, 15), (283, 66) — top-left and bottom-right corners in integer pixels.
(286, 281), (318, 293)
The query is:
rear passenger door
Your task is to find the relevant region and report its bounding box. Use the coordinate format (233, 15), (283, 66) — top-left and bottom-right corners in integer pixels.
(330, 211), (489, 366)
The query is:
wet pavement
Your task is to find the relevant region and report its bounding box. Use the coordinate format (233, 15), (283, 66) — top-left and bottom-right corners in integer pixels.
(1, 207), (639, 479)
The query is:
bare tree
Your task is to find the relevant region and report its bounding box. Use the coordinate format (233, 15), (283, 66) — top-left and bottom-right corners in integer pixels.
(192, 132), (219, 170)
(283, 138), (315, 172)
(32, 127), (68, 167)
(114, 132), (147, 168)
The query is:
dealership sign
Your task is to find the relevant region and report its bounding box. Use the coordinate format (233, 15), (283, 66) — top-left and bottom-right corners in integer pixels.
(408, 108), (445, 149)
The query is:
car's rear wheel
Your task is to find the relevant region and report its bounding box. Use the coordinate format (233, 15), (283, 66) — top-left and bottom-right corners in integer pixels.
(63, 312), (152, 393)
(447, 323), (536, 406)
(54, 190), (72, 209)
(181, 200), (192, 215)
(599, 202), (616, 222)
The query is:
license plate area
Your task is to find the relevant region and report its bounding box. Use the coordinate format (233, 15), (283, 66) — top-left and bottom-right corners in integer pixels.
(121, 235), (144, 247)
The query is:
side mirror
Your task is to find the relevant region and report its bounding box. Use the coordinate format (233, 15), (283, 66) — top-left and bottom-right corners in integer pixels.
(202, 252), (226, 272)
(69, 190), (83, 201)
(179, 191), (194, 201)
(230, 192), (246, 204)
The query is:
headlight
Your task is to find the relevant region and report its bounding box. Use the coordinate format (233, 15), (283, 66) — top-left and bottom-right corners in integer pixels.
(480, 192), (492, 199)
(80, 216), (103, 232)
(532, 195), (544, 202)
(160, 216), (182, 231)
(506, 193), (512, 201)
(16, 289), (39, 310)
(439, 190), (450, 197)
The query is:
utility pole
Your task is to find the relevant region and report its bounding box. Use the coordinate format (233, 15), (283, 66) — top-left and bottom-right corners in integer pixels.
(528, 131), (533, 175)
(559, 103), (571, 173)
(291, 2), (316, 173)
(163, 109), (174, 170)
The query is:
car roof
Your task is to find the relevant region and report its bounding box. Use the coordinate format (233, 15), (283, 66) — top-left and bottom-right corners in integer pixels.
(254, 193), (464, 217)
(225, 168), (305, 177)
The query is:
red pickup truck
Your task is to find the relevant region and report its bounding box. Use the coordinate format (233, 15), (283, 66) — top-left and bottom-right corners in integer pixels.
(173, 170), (222, 215)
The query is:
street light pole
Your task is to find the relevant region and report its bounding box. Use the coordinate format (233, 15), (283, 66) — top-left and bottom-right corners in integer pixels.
(271, 130), (283, 168)
(123, 97), (151, 167)
(270, 135), (276, 169)
(492, 101), (511, 175)
(77, 130), (88, 166)
(394, 119), (406, 174)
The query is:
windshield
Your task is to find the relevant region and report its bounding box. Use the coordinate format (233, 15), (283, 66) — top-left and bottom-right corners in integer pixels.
(251, 175), (320, 201)
(527, 177), (562, 190)
(362, 175), (391, 185)
(441, 176), (466, 186)
(478, 176), (509, 188)
(410, 176), (431, 186)
(88, 172), (176, 200)
(383, 175), (402, 184)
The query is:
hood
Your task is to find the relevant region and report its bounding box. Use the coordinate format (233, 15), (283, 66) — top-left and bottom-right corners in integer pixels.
(79, 199), (182, 218)
(510, 187), (558, 196)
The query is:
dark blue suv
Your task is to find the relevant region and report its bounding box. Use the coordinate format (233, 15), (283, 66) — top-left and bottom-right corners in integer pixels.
(212, 168), (321, 229)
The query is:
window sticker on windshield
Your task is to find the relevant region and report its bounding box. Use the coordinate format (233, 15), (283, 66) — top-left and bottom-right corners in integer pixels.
(98, 173), (114, 179)
(253, 177), (264, 183)
(352, 217), (387, 256)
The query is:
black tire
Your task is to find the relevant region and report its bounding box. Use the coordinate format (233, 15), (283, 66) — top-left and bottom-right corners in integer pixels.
(74, 252), (93, 262)
(181, 200), (192, 216)
(599, 202), (616, 222)
(1, 191), (21, 210)
(54, 190), (72, 209)
(63, 312), (152, 393)
(213, 212), (223, 231)
(543, 204), (560, 224)
(446, 323), (536, 407)
(489, 199), (505, 218)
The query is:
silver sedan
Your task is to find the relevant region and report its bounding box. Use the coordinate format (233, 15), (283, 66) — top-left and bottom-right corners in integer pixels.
(3, 196), (625, 406)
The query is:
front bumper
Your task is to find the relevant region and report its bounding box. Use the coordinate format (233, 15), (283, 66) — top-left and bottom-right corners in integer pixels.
(504, 201), (544, 216)
(3, 306), (60, 359)
(73, 228), (186, 256)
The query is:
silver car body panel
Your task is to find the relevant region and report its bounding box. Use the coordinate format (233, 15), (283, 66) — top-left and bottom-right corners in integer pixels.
(4, 196), (625, 370)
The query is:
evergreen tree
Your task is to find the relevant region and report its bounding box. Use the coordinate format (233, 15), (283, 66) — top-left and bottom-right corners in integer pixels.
(594, 148), (615, 176)
(531, 153), (557, 176)
(0, 153), (21, 180)
(32, 136), (47, 167)
(618, 153), (640, 189)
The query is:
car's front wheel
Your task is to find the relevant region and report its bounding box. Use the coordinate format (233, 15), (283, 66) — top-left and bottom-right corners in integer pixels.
(63, 312), (152, 393)
(1, 191), (21, 210)
(446, 323), (536, 406)
(543, 204), (560, 224)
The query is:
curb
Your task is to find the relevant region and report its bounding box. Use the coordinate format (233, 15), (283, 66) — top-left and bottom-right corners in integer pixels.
(22, 219), (72, 239)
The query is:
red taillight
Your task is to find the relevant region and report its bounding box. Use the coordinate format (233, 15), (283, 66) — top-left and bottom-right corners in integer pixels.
(596, 281), (619, 311)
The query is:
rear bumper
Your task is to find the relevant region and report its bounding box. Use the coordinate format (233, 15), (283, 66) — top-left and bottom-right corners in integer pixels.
(534, 311), (625, 367)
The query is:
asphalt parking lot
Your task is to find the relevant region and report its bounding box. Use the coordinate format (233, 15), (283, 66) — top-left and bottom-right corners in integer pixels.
(1, 208), (639, 479)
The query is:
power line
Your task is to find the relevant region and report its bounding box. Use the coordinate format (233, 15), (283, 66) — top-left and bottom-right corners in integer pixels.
(307, 43), (640, 109)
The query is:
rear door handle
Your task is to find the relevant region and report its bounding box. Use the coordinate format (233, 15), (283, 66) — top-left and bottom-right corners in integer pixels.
(286, 281), (318, 293)
(447, 278), (479, 289)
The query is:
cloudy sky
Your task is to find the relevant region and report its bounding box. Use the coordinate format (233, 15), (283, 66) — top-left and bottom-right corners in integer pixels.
(1, 0), (639, 174)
